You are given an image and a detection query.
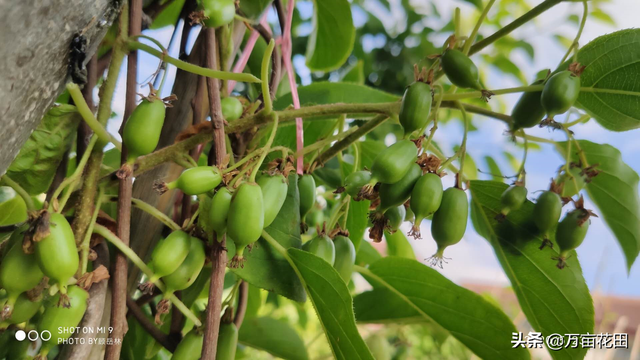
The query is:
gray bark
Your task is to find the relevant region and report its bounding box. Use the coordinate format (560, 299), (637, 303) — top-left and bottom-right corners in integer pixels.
(0, 0), (120, 175)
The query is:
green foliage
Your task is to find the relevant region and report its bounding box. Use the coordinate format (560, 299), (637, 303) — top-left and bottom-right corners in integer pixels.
(556, 140), (640, 271)
(470, 181), (594, 360)
(356, 258), (530, 360)
(306, 0), (355, 71)
(574, 29), (640, 130)
(238, 317), (309, 360)
(7, 104), (80, 194)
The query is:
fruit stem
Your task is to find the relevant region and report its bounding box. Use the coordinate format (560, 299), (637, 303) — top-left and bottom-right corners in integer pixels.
(517, 129), (528, 181)
(422, 85), (444, 148)
(456, 101), (469, 189)
(462, 0), (496, 55)
(250, 113), (279, 182)
(80, 187), (105, 275)
(261, 39), (276, 114)
(67, 83), (123, 150)
(557, 1), (588, 68)
(0, 175), (35, 211)
(131, 197), (182, 231)
(126, 40), (262, 83)
(93, 224), (202, 327)
(53, 135), (99, 211)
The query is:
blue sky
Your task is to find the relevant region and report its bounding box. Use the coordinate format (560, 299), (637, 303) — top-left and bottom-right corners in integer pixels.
(106, 0), (640, 296)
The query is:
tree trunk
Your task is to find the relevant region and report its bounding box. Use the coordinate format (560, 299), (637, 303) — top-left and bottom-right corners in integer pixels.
(0, 0), (119, 175)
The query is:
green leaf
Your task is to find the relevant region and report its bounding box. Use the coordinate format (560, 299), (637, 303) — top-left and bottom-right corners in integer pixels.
(358, 140), (387, 170)
(287, 249), (374, 360)
(556, 140), (640, 271)
(483, 156), (504, 182)
(238, 0), (273, 20)
(354, 288), (423, 324)
(384, 231), (415, 259)
(271, 82), (397, 155)
(355, 240), (382, 266)
(232, 174), (307, 302)
(150, 0), (186, 29)
(238, 317), (309, 360)
(485, 54), (527, 85)
(346, 199), (370, 251)
(470, 180), (594, 360)
(274, 82), (398, 113)
(7, 104), (80, 194)
(356, 258), (530, 360)
(574, 29), (640, 131)
(306, 0), (356, 71)
(0, 187), (27, 226)
(342, 60), (365, 84)
(502, 151), (520, 173)
(589, 9), (615, 26)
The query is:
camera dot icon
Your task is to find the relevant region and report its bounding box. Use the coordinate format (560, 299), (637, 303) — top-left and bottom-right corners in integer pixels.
(15, 330), (26, 341)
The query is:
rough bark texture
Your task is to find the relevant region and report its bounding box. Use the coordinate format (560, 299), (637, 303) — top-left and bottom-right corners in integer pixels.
(0, 0), (120, 175)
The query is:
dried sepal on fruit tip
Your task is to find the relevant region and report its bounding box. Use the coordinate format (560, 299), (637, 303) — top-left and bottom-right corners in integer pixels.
(229, 254), (246, 269)
(56, 293), (71, 308)
(368, 212), (386, 243)
(154, 298), (171, 325)
(408, 224), (422, 240)
(138, 281), (155, 295)
(426, 247), (450, 269)
(152, 180), (170, 195)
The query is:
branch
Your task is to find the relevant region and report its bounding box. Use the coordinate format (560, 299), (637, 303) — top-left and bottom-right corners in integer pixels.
(469, 0), (563, 56)
(315, 114), (389, 166)
(126, 297), (177, 352)
(234, 281), (249, 328)
(201, 27), (228, 360)
(105, 0), (140, 358)
(440, 101), (512, 124)
(127, 40), (261, 83)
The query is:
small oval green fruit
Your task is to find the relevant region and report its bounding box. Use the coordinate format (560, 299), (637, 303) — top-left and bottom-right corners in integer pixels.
(227, 183), (264, 264)
(399, 82), (432, 136)
(333, 235), (356, 283)
(35, 213), (79, 296)
(541, 71), (581, 120)
(344, 171), (372, 198)
(302, 234), (335, 265)
(429, 187), (468, 266)
(298, 174), (316, 221)
(37, 285), (88, 357)
(162, 236), (206, 296)
(385, 205), (406, 233)
(148, 230), (191, 283)
(533, 191), (562, 241)
(409, 173), (443, 238)
(0, 233), (44, 319)
(558, 167), (586, 197)
(370, 140), (418, 184)
(166, 166), (222, 195)
(258, 174), (288, 227)
(171, 329), (203, 360)
(209, 187), (233, 236)
(555, 208), (590, 268)
(378, 163), (422, 213)
(221, 97), (243, 121)
(216, 322), (239, 360)
(4, 293), (42, 325)
(122, 98), (166, 162)
(306, 209), (324, 228)
(511, 80), (545, 130)
(499, 185), (528, 217)
(441, 49), (482, 90)
(201, 0), (235, 28)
